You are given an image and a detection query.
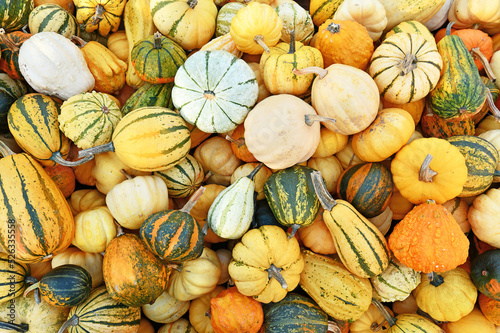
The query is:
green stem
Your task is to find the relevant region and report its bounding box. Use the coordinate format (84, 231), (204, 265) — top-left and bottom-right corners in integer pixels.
(288, 30), (296, 54)
(428, 272), (444, 287)
(57, 314), (79, 333)
(0, 141), (15, 157)
(77, 141), (115, 159)
(371, 298), (396, 327)
(446, 22), (455, 36)
(246, 163), (264, 181)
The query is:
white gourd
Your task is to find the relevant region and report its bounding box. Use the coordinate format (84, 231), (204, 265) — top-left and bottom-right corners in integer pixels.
(333, 0), (387, 41)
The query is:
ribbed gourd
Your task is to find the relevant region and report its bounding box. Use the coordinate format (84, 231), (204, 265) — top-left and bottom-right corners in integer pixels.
(154, 154), (205, 198)
(0, 253), (33, 303)
(121, 82), (174, 115)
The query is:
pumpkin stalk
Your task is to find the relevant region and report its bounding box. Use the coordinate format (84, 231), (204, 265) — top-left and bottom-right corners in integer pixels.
(225, 135), (244, 147)
(201, 222), (209, 236)
(24, 276), (41, 304)
(0, 321), (29, 332)
(326, 22), (341, 34)
(180, 186), (206, 214)
(327, 321), (342, 333)
(288, 224), (300, 239)
(371, 298), (397, 327)
(0, 141), (15, 157)
(428, 272), (445, 287)
(187, 0), (198, 8)
(78, 141), (115, 159)
(246, 163), (263, 181)
(288, 30), (296, 54)
(398, 53), (417, 76)
(486, 89), (500, 119)
(267, 264), (287, 289)
(304, 114), (336, 126)
(0, 28), (20, 51)
(418, 154), (438, 182)
(22, 282), (40, 299)
(254, 35), (270, 53)
(70, 35), (88, 48)
(311, 171), (337, 211)
(119, 169), (133, 180)
(203, 170), (213, 183)
(292, 67), (327, 79)
(205, 308), (212, 319)
(153, 31), (163, 49)
(91, 4), (105, 26)
(57, 314), (79, 333)
(51, 151), (94, 167)
(471, 47), (496, 83)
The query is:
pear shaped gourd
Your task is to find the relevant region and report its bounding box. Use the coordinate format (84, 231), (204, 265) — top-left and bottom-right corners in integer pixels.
(207, 164), (263, 239)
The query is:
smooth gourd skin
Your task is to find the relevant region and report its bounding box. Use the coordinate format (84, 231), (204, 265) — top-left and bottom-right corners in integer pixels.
(121, 82), (174, 115)
(0, 0), (33, 32)
(470, 249), (500, 301)
(0, 74), (27, 133)
(0, 253), (30, 303)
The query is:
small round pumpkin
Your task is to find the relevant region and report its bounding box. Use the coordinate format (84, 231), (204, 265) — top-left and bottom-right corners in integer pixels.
(72, 206), (117, 253)
(470, 249), (500, 301)
(468, 188), (500, 248)
(141, 290), (190, 324)
(371, 257), (421, 303)
(313, 126), (348, 157)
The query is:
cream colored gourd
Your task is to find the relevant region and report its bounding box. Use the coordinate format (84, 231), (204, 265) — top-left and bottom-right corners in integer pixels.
(333, 0), (388, 41)
(69, 189), (106, 215)
(18, 31), (94, 100)
(423, 0), (453, 31)
(478, 129), (500, 182)
(142, 291), (190, 324)
(275, 1), (314, 44)
(106, 175), (169, 230)
(230, 162), (272, 200)
(468, 188), (500, 248)
(371, 258), (421, 302)
(377, 0), (447, 32)
(51, 247), (104, 288)
(72, 206), (117, 253)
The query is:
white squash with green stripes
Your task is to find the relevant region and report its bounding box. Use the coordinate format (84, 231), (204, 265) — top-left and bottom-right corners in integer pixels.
(216, 2), (245, 37)
(28, 3), (79, 38)
(172, 50), (259, 134)
(371, 258), (421, 302)
(275, 1), (314, 44)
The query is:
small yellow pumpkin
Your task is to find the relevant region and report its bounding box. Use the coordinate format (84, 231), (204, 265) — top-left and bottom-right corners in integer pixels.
(72, 206), (117, 253)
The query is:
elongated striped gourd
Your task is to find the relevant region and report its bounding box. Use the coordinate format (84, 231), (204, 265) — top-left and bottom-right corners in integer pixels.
(28, 4), (79, 38)
(58, 286), (141, 333)
(0, 143), (75, 264)
(311, 171), (390, 278)
(0, 253), (32, 303)
(0, 73), (27, 133)
(154, 154), (204, 198)
(121, 82), (174, 115)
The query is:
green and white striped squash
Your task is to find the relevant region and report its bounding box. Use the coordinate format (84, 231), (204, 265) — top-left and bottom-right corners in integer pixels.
(121, 82), (174, 115)
(0, 253), (32, 304)
(58, 286), (141, 333)
(371, 258), (421, 302)
(384, 20), (436, 46)
(0, 0), (33, 32)
(172, 50), (259, 134)
(154, 154), (204, 198)
(28, 3), (79, 38)
(275, 1), (314, 44)
(0, 73), (27, 133)
(207, 165), (262, 239)
(216, 2), (245, 37)
(447, 135), (499, 197)
(59, 91), (122, 149)
(263, 165), (321, 237)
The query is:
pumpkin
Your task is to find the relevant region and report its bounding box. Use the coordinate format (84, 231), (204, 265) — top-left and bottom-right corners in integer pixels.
(388, 200), (470, 273)
(368, 207), (393, 235)
(381, 97), (425, 125)
(216, 2), (245, 37)
(371, 258), (421, 303)
(72, 206), (116, 253)
(390, 137), (468, 204)
(43, 164), (75, 199)
(199, 33), (242, 57)
(350, 303), (392, 333)
(369, 33), (442, 104)
(57, 286), (141, 333)
(151, 0), (217, 51)
(225, 123), (258, 163)
(0, 253), (31, 304)
(333, 0), (387, 41)
(0, 142), (74, 264)
(442, 197), (470, 234)
(413, 268), (477, 322)
(230, 2), (282, 54)
(28, 3), (79, 38)
(420, 106), (476, 139)
(275, 1), (314, 44)
(0, 74), (27, 133)
(158, 319), (197, 333)
(154, 154), (205, 198)
(479, 293), (500, 325)
(478, 130), (500, 182)
(470, 249), (500, 301)
(313, 127), (348, 158)
(29, 260), (52, 282)
(228, 225), (304, 303)
(441, 306), (496, 333)
(468, 189), (500, 249)
(376, 0), (447, 32)
(121, 82), (174, 115)
(315, 19), (374, 70)
(189, 286), (225, 333)
(453, 28), (494, 76)
(0, 0), (33, 32)
(392, 294), (419, 315)
(106, 30), (128, 62)
(18, 32), (95, 100)
(385, 20), (435, 45)
(172, 50), (258, 134)
(142, 290), (190, 324)
(307, 155), (344, 193)
(447, 0), (500, 29)
(296, 208), (336, 255)
(73, 0), (126, 36)
(335, 139), (364, 169)
(51, 247), (103, 288)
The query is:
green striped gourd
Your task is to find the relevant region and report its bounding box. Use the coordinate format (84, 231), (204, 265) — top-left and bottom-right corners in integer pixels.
(207, 164), (263, 239)
(336, 162), (393, 218)
(28, 4), (79, 38)
(172, 50), (259, 134)
(263, 165), (321, 237)
(428, 22), (487, 119)
(154, 154), (204, 198)
(0, 29), (32, 80)
(0, 142), (75, 264)
(24, 264), (92, 307)
(420, 106), (476, 139)
(121, 82), (174, 115)
(77, 106), (191, 172)
(59, 91), (123, 149)
(0, 73), (26, 133)
(0, 253), (33, 304)
(130, 32), (187, 84)
(371, 258), (421, 302)
(309, 0), (343, 27)
(216, 2), (245, 37)
(299, 249), (372, 322)
(57, 286), (141, 333)
(447, 135), (499, 197)
(311, 171), (390, 278)
(384, 20), (435, 46)
(275, 1), (314, 44)
(140, 187), (205, 263)
(7, 93), (76, 167)
(261, 293), (329, 333)
(0, 0), (33, 32)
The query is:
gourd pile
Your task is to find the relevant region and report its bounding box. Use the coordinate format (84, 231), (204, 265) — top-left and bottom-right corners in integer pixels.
(1, 0), (500, 332)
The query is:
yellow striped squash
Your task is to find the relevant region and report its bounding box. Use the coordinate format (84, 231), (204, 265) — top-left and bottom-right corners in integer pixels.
(154, 154), (204, 198)
(0, 253), (31, 303)
(200, 33), (242, 58)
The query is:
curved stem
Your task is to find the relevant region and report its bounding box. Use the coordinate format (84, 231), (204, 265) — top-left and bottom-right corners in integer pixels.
(254, 35), (270, 53)
(288, 224), (300, 239)
(187, 0), (198, 8)
(201, 222), (209, 236)
(51, 151), (94, 167)
(246, 163), (263, 181)
(471, 48), (496, 82)
(70, 35), (88, 48)
(292, 67), (327, 79)
(180, 186), (206, 214)
(486, 89), (500, 119)
(0, 28), (20, 52)
(0, 322), (28, 332)
(203, 170), (213, 183)
(445, 22), (455, 36)
(304, 114), (336, 126)
(371, 298), (396, 327)
(267, 264), (287, 289)
(0, 141), (15, 157)
(418, 154), (437, 182)
(91, 4), (105, 26)
(311, 171), (337, 211)
(78, 141), (115, 159)
(225, 135), (244, 147)
(22, 282), (40, 298)
(327, 321), (341, 333)
(57, 314), (79, 333)
(119, 169), (133, 180)
(24, 276), (38, 285)
(428, 272), (444, 287)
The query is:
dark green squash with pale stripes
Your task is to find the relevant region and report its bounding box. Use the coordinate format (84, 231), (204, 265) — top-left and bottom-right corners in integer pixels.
(337, 162), (393, 218)
(24, 264), (92, 307)
(446, 135), (499, 197)
(28, 3), (79, 38)
(121, 82), (174, 115)
(0, 253), (32, 304)
(261, 293), (328, 333)
(0, 73), (27, 133)
(58, 286), (141, 333)
(154, 154), (204, 198)
(0, 0), (33, 32)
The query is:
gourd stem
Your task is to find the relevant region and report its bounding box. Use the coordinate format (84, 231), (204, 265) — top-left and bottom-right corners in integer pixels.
(486, 89), (500, 119)
(0, 141), (15, 157)
(91, 4), (105, 26)
(57, 314), (79, 333)
(288, 30), (296, 54)
(205, 308), (212, 319)
(187, 0), (198, 8)
(203, 170), (213, 183)
(115, 223), (124, 237)
(24, 276), (38, 284)
(0, 321), (29, 332)
(153, 31), (162, 49)
(70, 35), (88, 48)
(326, 22), (341, 34)
(371, 320), (389, 332)
(254, 35), (270, 53)
(292, 67), (328, 79)
(201, 222), (209, 236)
(371, 298), (397, 327)
(180, 186), (206, 214)
(446, 22), (455, 36)
(225, 135), (244, 147)
(304, 114), (336, 126)
(167, 263), (181, 272)
(267, 264), (287, 289)
(288, 224), (300, 239)
(311, 171), (337, 211)
(22, 282), (40, 298)
(327, 321), (341, 333)
(418, 154), (437, 182)
(24, 276), (42, 304)
(471, 47), (496, 82)
(246, 163), (263, 181)
(398, 53), (417, 76)
(0, 28), (20, 52)
(78, 141), (115, 159)
(51, 151), (94, 167)
(119, 169), (133, 180)
(428, 272), (444, 287)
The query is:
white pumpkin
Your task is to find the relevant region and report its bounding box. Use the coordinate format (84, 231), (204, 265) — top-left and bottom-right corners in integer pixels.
(371, 258), (421, 302)
(333, 0), (388, 41)
(275, 1), (314, 44)
(172, 50), (259, 134)
(423, 0), (453, 31)
(18, 31), (94, 100)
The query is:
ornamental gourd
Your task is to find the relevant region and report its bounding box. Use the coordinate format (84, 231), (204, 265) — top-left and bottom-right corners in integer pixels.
(0, 74), (26, 133)
(333, 0), (387, 41)
(28, 4), (79, 38)
(72, 206), (117, 253)
(51, 247), (104, 288)
(470, 249), (500, 301)
(0, 29), (32, 81)
(275, 2), (314, 45)
(0, 0), (33, 32)
(0, 253), (32, 304)
(142, 291), (190, 324)
(154, 154), (205, 198)
(468, 188), (500, 248)
(73, 0), (126, 36)
(371, 258), (421, 302)
(121, 82), (174, 115)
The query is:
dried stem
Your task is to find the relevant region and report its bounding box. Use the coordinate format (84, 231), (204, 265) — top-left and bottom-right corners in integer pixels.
(180, 186), (206, 214)
(472, 47), (496, 83)
(418, 154), (437, 182)
(254, 35), (270, 53)
(267, 264), (287, 289)
(311, 171), (337, 211)
(292, 67), (328, 79)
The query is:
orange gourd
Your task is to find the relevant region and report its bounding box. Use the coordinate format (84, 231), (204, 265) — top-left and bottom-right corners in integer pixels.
(479, 293), (500, 325)
(43, 164), (76, 198)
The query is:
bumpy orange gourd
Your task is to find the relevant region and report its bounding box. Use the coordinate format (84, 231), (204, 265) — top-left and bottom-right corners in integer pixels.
(388, 200), (469, 273)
